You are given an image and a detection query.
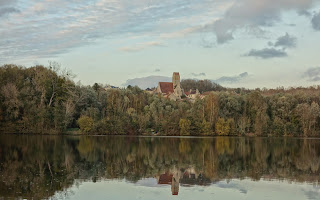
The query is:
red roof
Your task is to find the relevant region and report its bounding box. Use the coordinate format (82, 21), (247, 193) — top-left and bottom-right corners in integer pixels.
(159, 82), (174, 94)
(158, 173), (173, 184)
(173, 72), (180, 75)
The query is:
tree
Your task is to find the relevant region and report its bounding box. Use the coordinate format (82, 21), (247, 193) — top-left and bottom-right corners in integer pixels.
(181, 79), (224, 93)
(179, 118), (191, 135)
(77, 116), (94, 133)
(199, 119), (212, 135)
(204, 93), (219, 129)
(296, 102), (320, 136)
(93, 83), (100, 92)
(216, 118), (230, 136)
(247, 92), (268, 135)
(1, 83), (21, 120)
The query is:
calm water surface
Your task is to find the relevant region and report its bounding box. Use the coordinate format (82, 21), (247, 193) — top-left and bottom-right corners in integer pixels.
(0, 135), (320, 199)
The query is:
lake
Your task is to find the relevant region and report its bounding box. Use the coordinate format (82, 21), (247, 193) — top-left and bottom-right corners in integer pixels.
(0, 135), (319, 199)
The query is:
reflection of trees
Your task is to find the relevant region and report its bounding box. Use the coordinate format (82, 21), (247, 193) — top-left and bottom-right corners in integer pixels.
(0, 135), (320, 199)
(179, 139), (191, 153)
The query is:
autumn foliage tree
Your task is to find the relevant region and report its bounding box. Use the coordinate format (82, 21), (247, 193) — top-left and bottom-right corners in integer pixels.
(179, 118), (191, 135)
(77, 116), (94, 133)
(1, 64), (320, 137)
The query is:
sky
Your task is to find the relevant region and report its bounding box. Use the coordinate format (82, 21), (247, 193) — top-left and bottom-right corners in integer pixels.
(1, 0), (320, 88)
(53, 178), (320, 200)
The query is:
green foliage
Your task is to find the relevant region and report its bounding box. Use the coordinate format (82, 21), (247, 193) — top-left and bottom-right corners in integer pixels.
(215, 118), (230, 136)
(179, 118), (191, 135)
(1, 64), (320, 136)
(199, 120), (212, 135)
(77, 116), (94, 133)
(181, 79), (225, 93)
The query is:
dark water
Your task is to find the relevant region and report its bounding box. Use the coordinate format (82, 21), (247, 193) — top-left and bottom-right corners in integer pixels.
(0, 135), (320, 200)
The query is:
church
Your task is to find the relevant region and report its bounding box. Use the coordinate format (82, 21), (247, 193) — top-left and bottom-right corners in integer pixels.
(156, 72), (183, 101)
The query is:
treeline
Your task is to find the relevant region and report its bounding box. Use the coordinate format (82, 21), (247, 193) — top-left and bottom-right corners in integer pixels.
(181, 79), (225, 93)
(1, 64), (320, 136)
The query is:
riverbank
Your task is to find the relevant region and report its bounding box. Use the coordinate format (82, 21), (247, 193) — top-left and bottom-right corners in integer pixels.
(1, 131), (320, 139)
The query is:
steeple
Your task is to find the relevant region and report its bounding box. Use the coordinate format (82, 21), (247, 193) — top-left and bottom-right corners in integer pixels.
(172, 72), (182, 98)
(156, 72), (183, 101)
(172, 72), (180, 89)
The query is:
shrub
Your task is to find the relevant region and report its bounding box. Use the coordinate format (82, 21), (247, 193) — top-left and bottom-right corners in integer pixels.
(77, 116), (94, 133)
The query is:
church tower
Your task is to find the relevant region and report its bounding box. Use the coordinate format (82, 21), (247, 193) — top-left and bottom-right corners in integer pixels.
(172, 72), (182, 98)
(172, 72), (180, 89)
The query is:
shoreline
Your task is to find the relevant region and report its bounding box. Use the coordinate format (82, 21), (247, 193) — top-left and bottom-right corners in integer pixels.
(1, 132), (320, 139)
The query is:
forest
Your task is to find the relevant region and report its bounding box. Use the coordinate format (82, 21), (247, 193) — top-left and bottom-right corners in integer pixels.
(1, 64), (320, 137)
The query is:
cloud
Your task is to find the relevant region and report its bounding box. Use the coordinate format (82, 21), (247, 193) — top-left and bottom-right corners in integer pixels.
(124, 76), (171, 89)
(160, 26), (202, 39)
(0, 0), (318, 63)
(199, 34), (217, 48)
(244, 48), (287, 59)
(303, 189), (320, 200)
(216, 182), (248, 194)
(298, 9), (312, 16)
(205, 0), (314, 43)
(0, 0), (19, 18)
(215, 72), (249, 83)
(303, 67), (320, 81)
(120, 41), (164, 52)
(244, 32), (296, 59)
(311, 11), (320, 30)
(1, 0), (213, 63)
(274, 33), (297, 49)
(154, 69), (160, 72)
(191, 72), (206, 77)
(0, 7), (19, 17)
(0, 0), (17, 7)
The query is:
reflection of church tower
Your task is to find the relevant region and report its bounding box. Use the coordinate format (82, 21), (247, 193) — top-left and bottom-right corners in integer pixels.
(171, 176), (179, 195)
(157, 171), (180, 196)
(172, 72), (183, 98)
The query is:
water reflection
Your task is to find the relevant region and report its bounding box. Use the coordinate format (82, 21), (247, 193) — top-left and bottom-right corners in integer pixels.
(0, 135), (319, 199)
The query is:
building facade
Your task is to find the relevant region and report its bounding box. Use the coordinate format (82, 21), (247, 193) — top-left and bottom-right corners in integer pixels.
(157, 72), (183, 100)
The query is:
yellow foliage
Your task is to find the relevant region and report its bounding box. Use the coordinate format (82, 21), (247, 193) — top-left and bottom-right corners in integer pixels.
(215, 137), (233, 155)
(179, 139), (191, 153)
(77, 116), (94, 133)
(179, 118), (191, 135)
(77, 137), (94, 157)
(215, 118), (230, 135)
